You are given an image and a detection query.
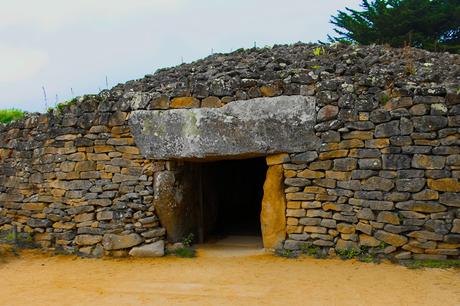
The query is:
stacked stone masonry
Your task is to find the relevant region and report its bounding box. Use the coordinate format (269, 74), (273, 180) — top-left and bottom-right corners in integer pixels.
(0, 43), (459, 259)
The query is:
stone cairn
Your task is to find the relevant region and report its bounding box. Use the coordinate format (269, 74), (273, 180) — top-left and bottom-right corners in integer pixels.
(0, 42), (459, 260)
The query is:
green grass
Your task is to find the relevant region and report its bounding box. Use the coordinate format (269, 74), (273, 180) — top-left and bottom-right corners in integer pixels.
(173, 247), (196, 258)
(48, 98), (78, 114)
(401, 259), (460, 269)
(313, 46), (324, 56)
(0, 109), (25, 124)
(380, 94), (391, 105)
(274, 248), (298, 259)
(336, 248), (362, 259)
(300, 244), (319, 256)
(0, 230), (35, 249)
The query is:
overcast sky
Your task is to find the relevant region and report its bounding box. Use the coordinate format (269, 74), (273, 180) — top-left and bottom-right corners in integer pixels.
(0, 0), (362, 112)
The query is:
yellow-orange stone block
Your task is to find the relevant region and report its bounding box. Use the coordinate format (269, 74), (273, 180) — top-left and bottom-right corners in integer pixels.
(266, 153), (290, 165)
(366, 139), (389, 148)
(201, 96), (223, 108)
(427, 178), (460, 192)
(260, 85), (277, 97)
(170, 97), (200, 108)
(261, 164), (286, 249)
(319, 150), (349, 160)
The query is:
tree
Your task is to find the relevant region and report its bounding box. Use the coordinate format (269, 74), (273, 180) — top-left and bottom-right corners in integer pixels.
(329, 0), (460, 53)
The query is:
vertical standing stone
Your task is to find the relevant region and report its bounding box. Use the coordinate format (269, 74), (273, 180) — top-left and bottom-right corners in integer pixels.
(261, 164), (286, 249)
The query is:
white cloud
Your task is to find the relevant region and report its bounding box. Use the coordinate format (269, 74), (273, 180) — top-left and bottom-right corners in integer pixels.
(0, 45), (48, 83)
(0, 0), (364, 112)
(0, 0), (186, 31)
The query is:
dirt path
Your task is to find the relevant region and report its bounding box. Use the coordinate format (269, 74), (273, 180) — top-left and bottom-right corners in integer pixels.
(0, 248), (459, 306)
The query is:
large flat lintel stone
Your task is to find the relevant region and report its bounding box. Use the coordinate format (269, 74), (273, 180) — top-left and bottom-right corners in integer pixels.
(129, 96), (318, 160)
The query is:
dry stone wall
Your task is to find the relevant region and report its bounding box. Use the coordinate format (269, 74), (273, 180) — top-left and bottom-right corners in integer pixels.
(1, 42), (459, 259)
(0, 101), (165, 257)
(280, 90), (460, 260)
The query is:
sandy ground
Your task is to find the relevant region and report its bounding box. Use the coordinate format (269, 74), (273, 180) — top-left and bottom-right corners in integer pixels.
(0, 246), (459, 306)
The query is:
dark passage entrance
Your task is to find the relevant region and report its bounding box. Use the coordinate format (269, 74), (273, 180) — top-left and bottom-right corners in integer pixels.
(198, 157), (267, 242)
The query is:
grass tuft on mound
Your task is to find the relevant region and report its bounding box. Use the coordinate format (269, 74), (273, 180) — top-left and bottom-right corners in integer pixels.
(401, 259), (460, 269)
(0, 109), (25, 124)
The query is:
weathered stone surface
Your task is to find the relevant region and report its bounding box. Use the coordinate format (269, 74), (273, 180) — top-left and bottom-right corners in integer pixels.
(395, 178), (425, 192)
(395, 201), (446, 213)
(382, 154), (411, 170)
(412, 116), (448, 131)
(408, 231), (443, 241)
(336, 239), (359, 250)
(75, 235), (102, 246)
(320, 219), (337, 228)
(375, 230), (408, 247)
(412, 189), (438, 201)
(298, 169), (324, 179)
(370, 109), (391, 123)
(261, 165), (286, 249)
(266, 153), (290, 165)
(299, 217), (321, 226)
(170, 97), (200, 109)
(362, 177), (395, 192)
(291, 151), (318, 164)
(337, 223), (355, 234)
(130, 96), (319, 159)
(129, 240), (165, 257)
(304, 226), (327, 234)
(377, 212), (400, 225)
(351, 170), (378, 179)
(317, 105), (339, 122)
(395, 251), (412, 260)
(412, 154), (446, 169)
(357, 208), (375, 220)
(51, 180), (93, 190)
(369, 201), (394, 210)
(27, 218), (52, 228)
(201, 96), (222, 108)
(102, 233), (143, 250)
(359, 234), (380, 247)
(424, 220), (449, 235)
(444, 235), (460, 244)
(283, 240), (303, 250)
(452, 220), (460, 233)
(356, 222), (373, 235)
(286, 209), (306, 217)
(96, 211), (113, 221)
(358, 159), (381, 170)
(333, 158), (357, 171)
(439, 193), (460, 207)
(108, 111), (127, 126)
(375, 120), (400, 138)
(286, 193), (315, 201)
(447, 154), (460, 166)
(284, 178), (310, 187)
(153, 171), (197, 242)
(427, 178), (460, 192)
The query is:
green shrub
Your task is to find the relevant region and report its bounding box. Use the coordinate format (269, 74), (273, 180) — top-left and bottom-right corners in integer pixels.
(173, 247), (197, 258)
(182, 233), (194, 248)
(300, 244), (319, 256)
(0, 109), (25, 124)
(274, 248), (298, 259)
(336, 248), (362, 259)
(0, 230), (35, 248)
